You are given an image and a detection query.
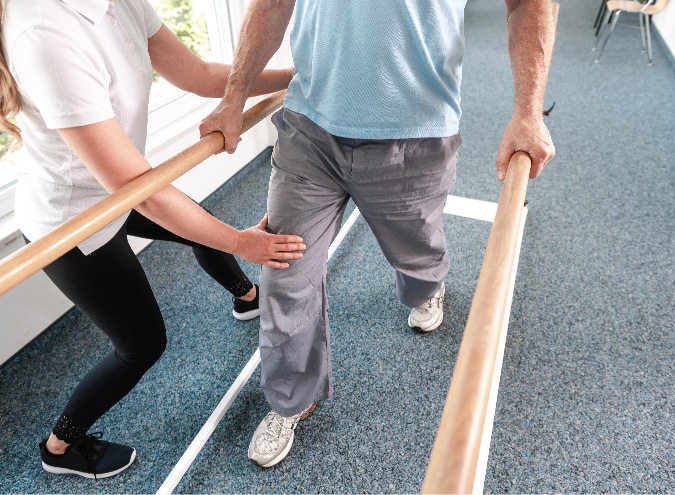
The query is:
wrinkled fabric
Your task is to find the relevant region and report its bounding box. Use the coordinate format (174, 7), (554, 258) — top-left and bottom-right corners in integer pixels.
(259, 109), (460, 416)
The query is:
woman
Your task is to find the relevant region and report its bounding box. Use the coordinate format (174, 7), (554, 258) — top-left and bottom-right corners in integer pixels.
(0, 0), (304, 479)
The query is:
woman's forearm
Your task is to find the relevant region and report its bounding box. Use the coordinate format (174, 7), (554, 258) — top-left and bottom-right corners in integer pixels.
(137, 186), (304, 269)
(149, 24), (293, 99)
(197, 63), (293, 98)
(57, 119), (305, 268)
(136, 185), (241, 253)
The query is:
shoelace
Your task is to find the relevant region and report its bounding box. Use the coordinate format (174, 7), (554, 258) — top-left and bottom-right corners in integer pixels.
(80, 431), (104, 480)
(259, 413), (285, 453)
(418, 290), (443, 315)
(259, 412), (300, 454)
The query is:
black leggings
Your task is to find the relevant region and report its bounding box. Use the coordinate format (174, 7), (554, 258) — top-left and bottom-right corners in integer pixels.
(30, 210), (253, 443)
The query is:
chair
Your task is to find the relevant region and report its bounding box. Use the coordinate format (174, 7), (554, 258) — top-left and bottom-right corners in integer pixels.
(594, 0), (669, 65)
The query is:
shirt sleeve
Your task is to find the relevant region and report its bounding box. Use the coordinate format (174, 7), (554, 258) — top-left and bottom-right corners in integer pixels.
(11, 25), (115, 129)
(141, 0), (163, 39)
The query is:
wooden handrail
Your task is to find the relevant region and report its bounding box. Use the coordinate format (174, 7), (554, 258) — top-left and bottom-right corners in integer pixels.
(421, 151), (531, 494)
(0, 90), (286, 297)
(422, 4), (558, 491)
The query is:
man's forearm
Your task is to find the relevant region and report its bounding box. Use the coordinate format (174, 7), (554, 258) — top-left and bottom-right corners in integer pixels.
(505, 0), (555, 118)
(223, 0), (295, 110)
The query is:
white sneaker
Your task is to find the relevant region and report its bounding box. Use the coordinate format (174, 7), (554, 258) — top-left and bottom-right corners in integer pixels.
(247, 402), (316, 468)
(408, 282), (445, 332)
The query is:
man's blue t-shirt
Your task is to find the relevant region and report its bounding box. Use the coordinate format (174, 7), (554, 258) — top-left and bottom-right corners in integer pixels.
(283, 0), (468, 140)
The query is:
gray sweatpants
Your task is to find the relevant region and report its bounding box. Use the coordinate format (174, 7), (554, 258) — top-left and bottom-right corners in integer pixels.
(260, 109), (460, 416)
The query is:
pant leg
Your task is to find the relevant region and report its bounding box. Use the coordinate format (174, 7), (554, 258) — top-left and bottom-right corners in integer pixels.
(349, 134), (461, 308)
(126, 209), (253, 297)
(30, 226), (167, 443)
(260, 109), (351, 417)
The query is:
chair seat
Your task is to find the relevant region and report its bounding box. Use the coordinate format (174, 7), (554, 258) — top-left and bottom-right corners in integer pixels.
(606, 0), (668, 15)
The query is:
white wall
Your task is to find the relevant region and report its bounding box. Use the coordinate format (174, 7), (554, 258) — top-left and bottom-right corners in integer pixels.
(653, 0), (675, 59)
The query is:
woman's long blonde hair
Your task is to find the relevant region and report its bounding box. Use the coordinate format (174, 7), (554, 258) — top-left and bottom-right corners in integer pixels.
(0, 0), (22, 148)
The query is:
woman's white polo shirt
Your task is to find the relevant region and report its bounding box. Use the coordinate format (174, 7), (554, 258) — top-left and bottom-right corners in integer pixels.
(2, 0), (162, 254)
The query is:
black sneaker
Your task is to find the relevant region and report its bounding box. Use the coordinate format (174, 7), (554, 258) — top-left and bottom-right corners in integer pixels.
(232, 284), (260, 320)
(40, 432), (136, 479)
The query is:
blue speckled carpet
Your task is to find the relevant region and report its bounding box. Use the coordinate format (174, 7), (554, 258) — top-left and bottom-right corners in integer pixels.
(1, 0), (673, 492)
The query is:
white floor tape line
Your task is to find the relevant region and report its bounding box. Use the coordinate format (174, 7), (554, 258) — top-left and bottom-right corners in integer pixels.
(156, 195), (517, 494)
(328, 208), (361, 259)
(443, 194), (499, 222)
(472, 205), (529, 495)
(156, 349), (261, 495)
(156, 207), (362, 495)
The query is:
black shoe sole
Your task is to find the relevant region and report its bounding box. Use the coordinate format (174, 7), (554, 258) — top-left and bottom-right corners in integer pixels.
(42, 449), (136, 479)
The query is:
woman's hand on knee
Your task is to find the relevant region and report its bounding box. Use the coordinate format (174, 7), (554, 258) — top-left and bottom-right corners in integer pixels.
(235, 214), (306, 269)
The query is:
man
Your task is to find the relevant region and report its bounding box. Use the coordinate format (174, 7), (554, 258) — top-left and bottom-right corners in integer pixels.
(200, 0), (555, 468)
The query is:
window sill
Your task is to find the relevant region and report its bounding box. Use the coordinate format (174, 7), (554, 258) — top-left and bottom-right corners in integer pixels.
(0, 186), (18, 251)
(146, 92), (221, 161)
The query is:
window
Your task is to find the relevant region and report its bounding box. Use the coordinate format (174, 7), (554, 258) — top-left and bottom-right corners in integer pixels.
(0, 133), (18, 192)
(148, 0), (234, 112)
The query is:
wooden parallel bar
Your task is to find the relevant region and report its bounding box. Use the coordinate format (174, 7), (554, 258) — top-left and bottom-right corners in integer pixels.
(421, 151), (532, 494)
(422, 3), (559, 490)
(0, 90), (286, 297)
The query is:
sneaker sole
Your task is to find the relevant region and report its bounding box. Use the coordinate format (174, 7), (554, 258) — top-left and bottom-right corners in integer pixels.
(42, 449), (136, 479)
(408, 313), (443, 333)
(232, 308), (261, 321)
(252, 402), (317, 468)
(257, 434), (296, 468)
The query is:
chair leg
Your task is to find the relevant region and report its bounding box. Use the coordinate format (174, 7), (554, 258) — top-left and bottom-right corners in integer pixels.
(594, 0), (607, 30)
(595, 2), (610, 36)
(595, 10), (621, 63)
(639, 13), (647, 52)
(594, 10), (610, 51)
(645, 14), (653, 65)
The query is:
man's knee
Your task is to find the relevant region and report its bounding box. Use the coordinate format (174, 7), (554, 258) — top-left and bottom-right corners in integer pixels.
(260, 265), (326, 342)
(262, 265), (319, 312)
